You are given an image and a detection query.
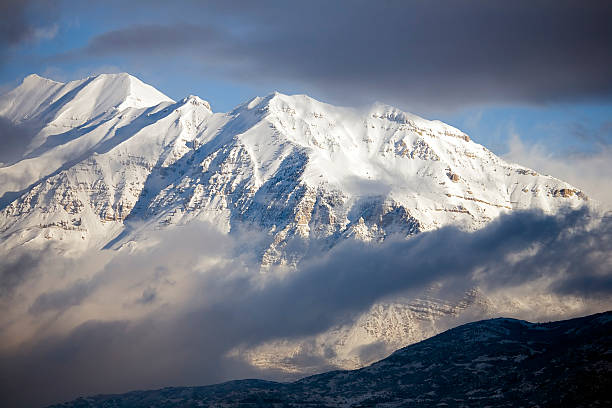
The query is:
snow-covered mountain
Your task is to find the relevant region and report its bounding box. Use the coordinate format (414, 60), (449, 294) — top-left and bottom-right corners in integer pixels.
(0, 73), (586, 255)
(0, 73), (590, 372)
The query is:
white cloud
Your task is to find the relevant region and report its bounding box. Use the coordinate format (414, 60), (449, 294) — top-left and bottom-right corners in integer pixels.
(503, 133), (612, 210)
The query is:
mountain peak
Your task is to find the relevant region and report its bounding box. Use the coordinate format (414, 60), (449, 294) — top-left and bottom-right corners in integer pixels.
(181, 94), (211, 111)
(235, 91), (471, 145)
(369, 101), (470, 142)
(0, 72), (174, 126)
(22, 73), (61, 85)
(85, 72), (174, 111)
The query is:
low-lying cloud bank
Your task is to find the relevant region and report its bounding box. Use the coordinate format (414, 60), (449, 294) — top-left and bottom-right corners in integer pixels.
(0, 208), (610, 407)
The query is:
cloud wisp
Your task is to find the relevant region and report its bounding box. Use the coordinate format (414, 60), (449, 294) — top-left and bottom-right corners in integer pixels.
(0, 208), (610, 407)
(504, 133), (612, 209)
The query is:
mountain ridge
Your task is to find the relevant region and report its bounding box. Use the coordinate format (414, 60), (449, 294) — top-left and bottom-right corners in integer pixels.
(0, 73), (588, 256)
(47, 311), (612, 408)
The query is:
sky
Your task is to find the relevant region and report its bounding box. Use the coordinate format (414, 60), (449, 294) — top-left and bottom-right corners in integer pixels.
(1, 1), (611, 158)
(1, 1), (612, 406)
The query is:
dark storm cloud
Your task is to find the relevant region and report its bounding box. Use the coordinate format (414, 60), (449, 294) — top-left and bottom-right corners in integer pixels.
(472, 210), (612, 297)
(63, 0), (612, 109)
(244, 208), (611, 336)
(0, 0), (59, 47)
(82, 24), (227, 55)
(0, 0), (38, 46)
(0, 208), (610, 407)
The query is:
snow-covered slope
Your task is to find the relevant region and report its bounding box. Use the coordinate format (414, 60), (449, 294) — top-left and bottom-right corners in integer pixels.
(0, 73), (172, 126)
(0, 75), (587, 255)
(0, 73), (174, 194)
(0, 73), (591, 372)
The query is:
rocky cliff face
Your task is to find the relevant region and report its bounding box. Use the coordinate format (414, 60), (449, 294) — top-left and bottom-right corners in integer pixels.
(0, 73), (591, 373)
